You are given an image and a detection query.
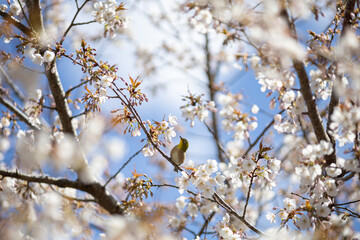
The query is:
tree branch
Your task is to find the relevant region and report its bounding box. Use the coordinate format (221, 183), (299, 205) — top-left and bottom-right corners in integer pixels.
(204, 121), (231, 162)
(283, 8), (337, 165)
(0, 169), (124, 214)
(25, 0), (44, 34)
(0, 10), (32, 37)
(205, 34), (224, 163)
(0, 94), (42, 131)
(104, 146), (144, 187)
(244, 110), (284, 156)
(213, 192), (265, 235)
(197, 212), (215, 237)
(0, 65), (27, 102)
(325, 0), (356, 163)
(60, 0), (90, 44)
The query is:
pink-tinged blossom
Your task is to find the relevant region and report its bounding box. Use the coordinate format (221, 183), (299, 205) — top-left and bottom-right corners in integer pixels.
(32, 53), (44, 65)
(219, 227), (233, 239)
(298, 215), (311, 230)
(0, 4), (8, 12)
(204, 159), (218, 174)
(100, 75), (114, 88)
(190, 9), (213, 34)
(325, 179), (339, 197)
(283, 198), (296, 211)
(9, 2), (21, 16)
(175, 196), (187, 210)
(279, 210), (289, 220)
(168, 114), (178, 126)
(160, 121), (169, 130)
(266, 212), (276, 223)
(164, 127), (176, 142)
(282, 90), (296, 109)
(169, 216), (181, 228)
(251, 104), (259, 114)
(175, 172), (190, 194)
(325, 163), (342, 177)
(329, 106), (359, 146)
(1, 117), (10, 128)
(131, 129), (141, 137)
(316, 203), (331, 218)
(142, 146), (155, 157)
(242, 159), (256, 172)
(302, 141), (333, 162)
(43, 50), (55, 62)
(187, 202), (198, 218)
(269, 159), (281, 172)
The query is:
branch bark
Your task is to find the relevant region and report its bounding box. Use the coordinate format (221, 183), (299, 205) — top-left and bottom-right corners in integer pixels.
(0, 10), (32, 37)
(0, 169), (124, 214)
(24, 0), (90, 176)
(205, 34), (224, 163)
(0, 94), (42, 131)
(325, 0), (356, 163)
(281, 9), (337, 165)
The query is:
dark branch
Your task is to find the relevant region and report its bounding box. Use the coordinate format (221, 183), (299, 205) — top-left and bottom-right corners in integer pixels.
(0, 169), (124, 214)
(0, 10), (32, 36)
(0, 94), (42, 131)
(104, 146), (144, 187)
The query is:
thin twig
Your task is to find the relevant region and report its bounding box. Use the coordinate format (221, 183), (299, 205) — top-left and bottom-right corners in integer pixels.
(204, 121), (231, 162)
(73, 20), (96, 26)
(333, 199), (360, 206)
(16, 0), (31, 27)
(110, 83), (185, 173)
(291, 192), (309, 200)
(65, 79), (91, 96)
(243, 166), (257, 218)
(152, 183), (215, 202)
(104, 146), (145, 187)
(213, 192), (265, 235)
(244, 109), (284, 156)
(335, 206), (360, 218)
(60, 0), (90, 44)
(197, 212), (216, 236)
(184, 227), (197, 236)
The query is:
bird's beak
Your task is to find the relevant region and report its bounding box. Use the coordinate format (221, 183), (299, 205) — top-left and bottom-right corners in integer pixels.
(180, 136), (183, 140)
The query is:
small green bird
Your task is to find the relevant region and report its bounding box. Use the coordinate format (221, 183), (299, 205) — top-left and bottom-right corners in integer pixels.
(170, 136), (189, 172)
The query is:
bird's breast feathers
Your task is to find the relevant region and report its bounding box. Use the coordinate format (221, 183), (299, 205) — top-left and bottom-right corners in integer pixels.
(171, 146), (186, 163)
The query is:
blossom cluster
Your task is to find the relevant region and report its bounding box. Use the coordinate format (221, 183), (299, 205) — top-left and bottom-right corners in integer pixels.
(189, 9), (213, 34)
(301, 140), (333, 162)
(181, 92), (215, 127)
(217, 92), (258, 140)
(0, 116), (11, 161)
(172, 146), (281, 237)
(92, 0), (127, 38)
(0, 1), (21, 17)
(309, 69), (333, 101)
(329, 104), (360, 146)
(141, 114), (178, 157)
(29, 49), (55, 66)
